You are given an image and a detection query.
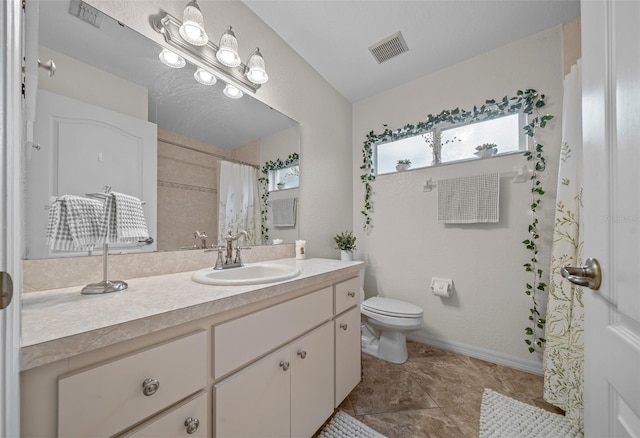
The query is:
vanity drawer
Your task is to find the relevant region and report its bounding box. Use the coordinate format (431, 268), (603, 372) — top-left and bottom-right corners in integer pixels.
(58, 330), (207, 438)
(335, 277), (360, 315)
(122, 390), (208, 437)
(214, 287), (332, 379)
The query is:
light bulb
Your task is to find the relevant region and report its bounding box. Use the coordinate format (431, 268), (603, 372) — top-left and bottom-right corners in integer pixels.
(194, 68), (217, 85)
(223, 84), (243, 99)
(216, 26), (241, 68)
(179, 0), (208, 46)
(159, 49), (185, 68)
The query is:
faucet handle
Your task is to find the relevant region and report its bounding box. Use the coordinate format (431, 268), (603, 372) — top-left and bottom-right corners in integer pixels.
(233, 246), (251, 265)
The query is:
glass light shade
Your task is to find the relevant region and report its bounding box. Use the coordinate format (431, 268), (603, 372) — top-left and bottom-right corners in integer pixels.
(159, 49), (186, 68)
(223, 83), (243, 99)
(179, 0), (208, 46)
(194, 68), (217, 85)
(246, 48), (268, 84)
(216, 26), (241, 67)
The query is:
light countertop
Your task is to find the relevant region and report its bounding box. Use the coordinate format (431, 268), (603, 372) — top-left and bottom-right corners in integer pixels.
(21, 258), (364, 371)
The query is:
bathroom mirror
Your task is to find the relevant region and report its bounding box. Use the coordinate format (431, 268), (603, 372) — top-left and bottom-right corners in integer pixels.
(27, 0), (300, 258)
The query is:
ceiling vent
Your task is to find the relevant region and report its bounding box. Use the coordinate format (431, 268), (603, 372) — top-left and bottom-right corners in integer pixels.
(68, 0), (103, 28)
(368, 31), (409, 64)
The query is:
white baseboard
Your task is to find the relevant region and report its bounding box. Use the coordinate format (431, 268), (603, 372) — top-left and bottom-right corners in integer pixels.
(406, 331), (543, 375)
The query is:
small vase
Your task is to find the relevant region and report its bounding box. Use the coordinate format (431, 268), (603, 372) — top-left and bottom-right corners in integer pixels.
(277, 183), (285, 190)
(340, 250), (353, 261)
(396, 164), (410, 172)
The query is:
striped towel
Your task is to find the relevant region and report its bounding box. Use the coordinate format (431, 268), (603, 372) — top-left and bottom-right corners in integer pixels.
(437, 174), (500, 223)
(46, 195), (104, 251)
(101, 192), (149, 244)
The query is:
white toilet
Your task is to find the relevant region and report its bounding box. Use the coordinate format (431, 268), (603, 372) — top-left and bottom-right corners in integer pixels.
(359, 274), (423, 364)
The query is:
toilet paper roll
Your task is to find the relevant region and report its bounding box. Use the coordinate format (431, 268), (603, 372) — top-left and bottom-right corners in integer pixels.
(431, 278), (452, 297)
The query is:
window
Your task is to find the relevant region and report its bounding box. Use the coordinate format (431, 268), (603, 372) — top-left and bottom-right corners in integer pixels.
(268, 163), (299, 191)
(375, 112), (526, 175)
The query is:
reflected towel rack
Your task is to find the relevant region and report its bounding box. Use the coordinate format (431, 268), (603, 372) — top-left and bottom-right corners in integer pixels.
(422, 165), (530, 192)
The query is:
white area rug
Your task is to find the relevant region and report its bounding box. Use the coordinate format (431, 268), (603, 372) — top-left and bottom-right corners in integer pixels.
(480, 389), (583, 438)
(318, 411), (387, 438)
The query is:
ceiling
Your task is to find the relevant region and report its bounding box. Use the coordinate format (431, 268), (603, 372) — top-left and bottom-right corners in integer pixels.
(243, 0), (581, 102)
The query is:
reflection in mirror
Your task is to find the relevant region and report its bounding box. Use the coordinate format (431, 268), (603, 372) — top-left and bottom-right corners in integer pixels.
(26, 0), (300, 259)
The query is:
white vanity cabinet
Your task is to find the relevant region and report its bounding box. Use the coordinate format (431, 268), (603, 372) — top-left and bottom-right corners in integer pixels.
(333, 277), (362, 407)
(215, 322), (334, 438)
(58, 331), (207, 437)
(20, 263), (364, 438)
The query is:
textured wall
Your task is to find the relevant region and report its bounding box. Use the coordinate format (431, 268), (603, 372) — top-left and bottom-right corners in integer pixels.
(352, 27), (564, 369)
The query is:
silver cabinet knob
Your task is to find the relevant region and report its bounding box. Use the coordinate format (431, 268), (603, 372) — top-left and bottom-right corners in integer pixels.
(340, 323), (348, 331)
(184, 417), (200, 434)
(561, 258), (602, 290)
(279, 360), (290, 371)
(297, 349), (307, 359)
(347, 291), (355, 298)
(142, 378), (160, 396)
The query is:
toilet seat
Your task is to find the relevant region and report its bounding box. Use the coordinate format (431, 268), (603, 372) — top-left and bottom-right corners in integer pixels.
(361, 297), (423, 318)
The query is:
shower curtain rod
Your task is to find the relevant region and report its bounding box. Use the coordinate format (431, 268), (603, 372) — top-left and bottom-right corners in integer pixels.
(160, 138), (260, 169)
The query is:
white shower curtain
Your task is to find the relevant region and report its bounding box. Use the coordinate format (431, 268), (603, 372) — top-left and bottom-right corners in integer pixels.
(218, 161), (260, 245)
(543, 60), (584, 432)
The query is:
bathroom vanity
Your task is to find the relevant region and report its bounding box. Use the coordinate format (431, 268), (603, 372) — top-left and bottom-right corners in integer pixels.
(20, 258), (363, 437)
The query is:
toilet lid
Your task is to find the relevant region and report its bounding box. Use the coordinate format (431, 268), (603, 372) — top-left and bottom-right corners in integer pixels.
(361, 296), (423, 317)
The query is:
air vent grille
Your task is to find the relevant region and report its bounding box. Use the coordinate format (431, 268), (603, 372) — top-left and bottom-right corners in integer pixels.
(368, 31), (409, 64)
(68, 0), (103, 28)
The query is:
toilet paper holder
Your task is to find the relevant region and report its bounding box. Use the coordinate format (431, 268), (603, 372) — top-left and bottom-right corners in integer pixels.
(431, 278), (453, 297)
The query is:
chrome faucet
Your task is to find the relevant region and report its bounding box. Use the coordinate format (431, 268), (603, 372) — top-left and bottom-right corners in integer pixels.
(194, 230), (208, 249)
(212, 229), (250, 270)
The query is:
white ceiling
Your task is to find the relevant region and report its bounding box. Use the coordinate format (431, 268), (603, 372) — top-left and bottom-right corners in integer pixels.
(243, 0), (581, 102)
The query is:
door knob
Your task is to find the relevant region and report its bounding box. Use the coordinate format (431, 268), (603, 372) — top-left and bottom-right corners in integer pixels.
(560, 258), (601, 290)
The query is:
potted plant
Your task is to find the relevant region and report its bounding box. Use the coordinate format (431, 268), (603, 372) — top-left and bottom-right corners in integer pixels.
(333, 230), (357, 261)
(474, 143), (498, 158)
(277, 181), (285, 190)
(396, 159), (412, 172)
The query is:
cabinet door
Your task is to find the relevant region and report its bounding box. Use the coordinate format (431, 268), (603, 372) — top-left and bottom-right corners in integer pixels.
(214, 346), (290, 438)
(334, 307), (362, 407)
(123, 390), (207, 437)
(290, 322), (334, 438)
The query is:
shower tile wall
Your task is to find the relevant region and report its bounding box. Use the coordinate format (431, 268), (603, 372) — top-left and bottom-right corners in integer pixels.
(156, 129), (259, 250)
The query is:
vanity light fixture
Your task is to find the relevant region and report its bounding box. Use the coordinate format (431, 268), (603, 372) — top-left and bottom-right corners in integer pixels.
(245, 47), (268, 85)
(178, 0), (208, 46)
(216, 26), (241, 68)
(153, 12), (263, 94)
(194, 67), (217, 85)
(223, 83), (243, 99)
(158, 48), (186, 68)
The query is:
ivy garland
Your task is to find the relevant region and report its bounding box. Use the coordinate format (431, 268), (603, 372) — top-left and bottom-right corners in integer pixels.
(359, 89), (553, 353)
(258, 152), (299, 244)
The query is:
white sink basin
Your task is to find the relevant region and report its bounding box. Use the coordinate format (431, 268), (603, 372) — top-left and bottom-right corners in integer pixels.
(191, 263), (300, 286)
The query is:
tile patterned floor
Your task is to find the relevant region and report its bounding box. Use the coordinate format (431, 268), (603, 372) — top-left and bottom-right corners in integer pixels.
(336, 341), (564, 438)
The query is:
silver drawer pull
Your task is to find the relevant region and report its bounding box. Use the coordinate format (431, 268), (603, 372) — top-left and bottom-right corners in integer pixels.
(142, 378), (160, 396)
(184, 417), (200, 434)
(297, 349), (307, 359)
(340, 323), (348, 331)
(347, 291), (355, 298)
(279, 360), (290, 371)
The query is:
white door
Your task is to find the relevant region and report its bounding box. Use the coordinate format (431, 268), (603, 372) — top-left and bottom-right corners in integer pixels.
(582, 1), (640, 436)
(0, 0), (22, 436)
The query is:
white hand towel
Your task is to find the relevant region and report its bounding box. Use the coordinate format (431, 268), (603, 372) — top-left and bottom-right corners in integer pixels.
(272, 198), (297, 227)
(437, 174), (500, 223)
(46, 195), (104, 251)
(101, 192), (149, 244)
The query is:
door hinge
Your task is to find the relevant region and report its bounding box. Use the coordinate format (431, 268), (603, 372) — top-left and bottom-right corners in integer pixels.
(22, 0), (26, 11)
(21, 81), (25, 98)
